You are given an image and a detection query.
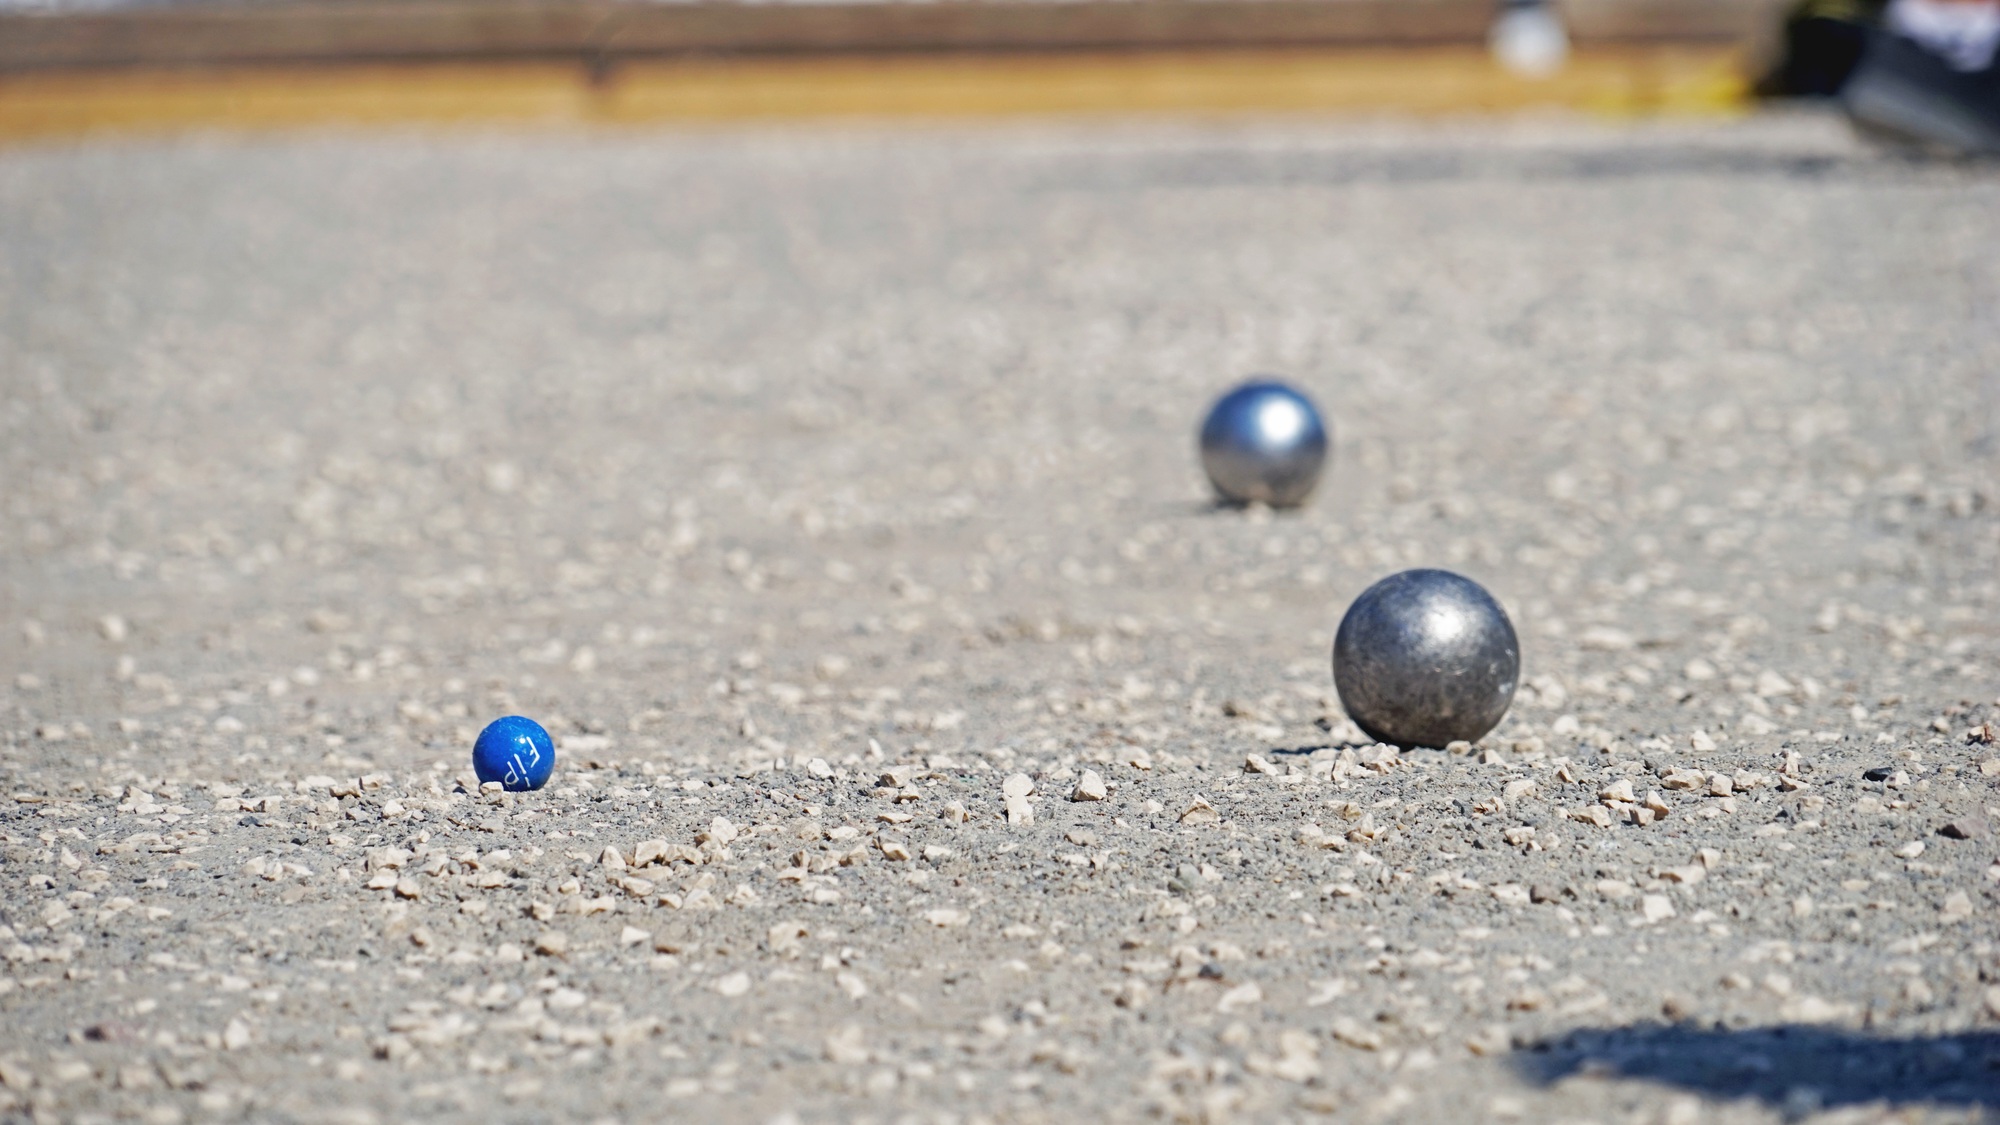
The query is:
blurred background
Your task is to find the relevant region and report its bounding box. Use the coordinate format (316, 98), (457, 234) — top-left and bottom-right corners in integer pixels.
(0, 0), (1860, 139)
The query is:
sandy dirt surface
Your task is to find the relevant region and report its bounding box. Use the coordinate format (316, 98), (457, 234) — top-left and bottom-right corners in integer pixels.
(1, 110), (1998, 1124)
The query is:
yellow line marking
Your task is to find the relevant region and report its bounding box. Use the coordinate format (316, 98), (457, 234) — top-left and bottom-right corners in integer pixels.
(0, 47), (1749, 143)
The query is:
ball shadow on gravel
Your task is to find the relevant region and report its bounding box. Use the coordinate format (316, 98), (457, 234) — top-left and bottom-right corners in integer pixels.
(1191, 498), (1313, 516)
(1511, 1023), (2000, 1115)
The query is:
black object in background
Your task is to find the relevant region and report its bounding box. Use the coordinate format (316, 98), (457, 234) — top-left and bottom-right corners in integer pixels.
(1760, 0), (1886, 96)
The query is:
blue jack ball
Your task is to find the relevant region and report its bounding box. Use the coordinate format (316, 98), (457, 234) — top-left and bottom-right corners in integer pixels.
(472, 716), (556, 792)
(1199, 378), (1329, 508)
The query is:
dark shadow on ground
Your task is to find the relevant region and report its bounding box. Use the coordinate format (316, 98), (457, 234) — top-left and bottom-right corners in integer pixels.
(1035, 145), (2000, 195)
(1511, 1023), (2000, 1116)
(1184, 498), (1317, 517)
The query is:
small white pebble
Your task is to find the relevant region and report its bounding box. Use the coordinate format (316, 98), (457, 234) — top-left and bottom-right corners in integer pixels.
(1216, 982), (1263, 1012)
(1072, 770), (1109, 802)
(1179, 797), (1219, 826)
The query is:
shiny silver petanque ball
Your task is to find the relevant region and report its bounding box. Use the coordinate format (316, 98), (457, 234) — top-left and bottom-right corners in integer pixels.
(1332, 568), (1520, 749)
(1198, 378), (1329, 508)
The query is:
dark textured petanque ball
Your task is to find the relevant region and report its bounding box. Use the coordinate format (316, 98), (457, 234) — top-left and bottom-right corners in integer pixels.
(1332, 568), (1520, 749)
(1198, 379), (1329, 508)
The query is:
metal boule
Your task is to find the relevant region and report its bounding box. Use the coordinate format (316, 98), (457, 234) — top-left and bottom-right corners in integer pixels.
(1198, 378), (1328, 508)
(1332, 568), (1520, 749)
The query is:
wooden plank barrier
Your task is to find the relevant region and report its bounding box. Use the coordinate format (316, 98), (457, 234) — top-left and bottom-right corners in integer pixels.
(0, 0), (1785, 74)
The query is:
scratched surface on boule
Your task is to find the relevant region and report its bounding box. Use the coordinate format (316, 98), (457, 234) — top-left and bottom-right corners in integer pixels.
(0, 113), (1997, 1124)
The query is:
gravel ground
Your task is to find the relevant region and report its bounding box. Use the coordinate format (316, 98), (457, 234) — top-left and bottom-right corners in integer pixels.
(1, 109), (1998, 1125)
